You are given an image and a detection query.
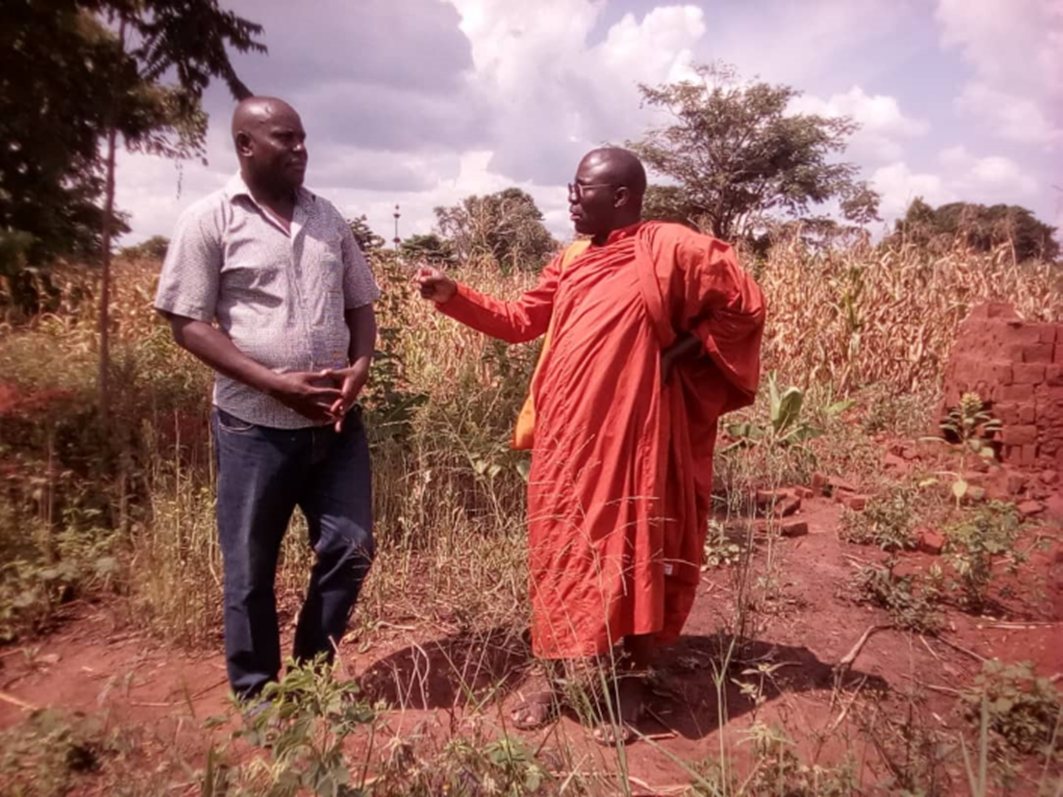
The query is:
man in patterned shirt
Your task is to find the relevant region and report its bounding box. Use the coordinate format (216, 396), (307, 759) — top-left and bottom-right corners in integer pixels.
(155, 97), (379, 701)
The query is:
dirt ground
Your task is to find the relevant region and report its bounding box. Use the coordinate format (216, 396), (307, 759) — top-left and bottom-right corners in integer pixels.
(2, 482), (1061, 795)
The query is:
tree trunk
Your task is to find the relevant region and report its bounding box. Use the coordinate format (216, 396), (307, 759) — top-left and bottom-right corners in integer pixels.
(97, 17), (125, 423)
(97, 123), (118, 422)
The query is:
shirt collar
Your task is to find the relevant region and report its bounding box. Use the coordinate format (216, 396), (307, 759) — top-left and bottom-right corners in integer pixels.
(223, 172), (315, 208)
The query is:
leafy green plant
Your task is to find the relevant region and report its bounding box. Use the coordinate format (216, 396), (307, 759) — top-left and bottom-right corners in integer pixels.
(929, 393), (1001, 505)
(854, 561), (942, 633)
(944, 502), (1024, 612)
(839, 483), (920, 551)
(214, 656), (377, 797)
(693, 722), (859, 796)
(724, 372), (851, 452)
(961, 660), (1062, 757)
(940, 393), (1001, 462)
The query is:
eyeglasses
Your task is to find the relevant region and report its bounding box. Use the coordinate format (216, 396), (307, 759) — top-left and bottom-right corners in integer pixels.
(568, 182), (616, 201)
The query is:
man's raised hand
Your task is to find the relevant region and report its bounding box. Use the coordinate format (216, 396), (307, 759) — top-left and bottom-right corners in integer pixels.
(412, 265), (457, 303)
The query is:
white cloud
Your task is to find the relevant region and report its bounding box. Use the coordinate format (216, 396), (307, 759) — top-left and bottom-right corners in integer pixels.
(791, 86), (928, 161)
(871, 162), (955, 218)
(936, 0), (1062, 147)
(936, 145), (1038, 197)
(872, 146), (1039, 223)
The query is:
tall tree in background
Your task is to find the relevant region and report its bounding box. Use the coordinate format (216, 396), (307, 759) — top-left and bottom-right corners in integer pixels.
(435, 188), (557, 273)
(0, 0), (265, 417)
(93, 0), (265, 419)
(629, 62), (879, 242)
(892, 199), (1059, 263)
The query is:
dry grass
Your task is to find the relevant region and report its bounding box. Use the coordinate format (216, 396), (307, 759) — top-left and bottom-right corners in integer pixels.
(1, 238), (1061, 793)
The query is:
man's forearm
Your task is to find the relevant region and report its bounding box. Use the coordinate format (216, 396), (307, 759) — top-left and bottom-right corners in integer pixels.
(166, 314), (282, 396)
(345, 304), (376, 374)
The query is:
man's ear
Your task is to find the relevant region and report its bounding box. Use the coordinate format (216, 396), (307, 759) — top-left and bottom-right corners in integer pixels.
(235, 131), (253, 157)
(613, 186), (630, 209)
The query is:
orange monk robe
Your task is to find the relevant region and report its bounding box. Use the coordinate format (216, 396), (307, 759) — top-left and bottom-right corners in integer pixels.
(438, 221), (765, 659)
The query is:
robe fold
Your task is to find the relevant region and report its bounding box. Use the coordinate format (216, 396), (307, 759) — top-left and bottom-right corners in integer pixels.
(439, 221), (765, 658)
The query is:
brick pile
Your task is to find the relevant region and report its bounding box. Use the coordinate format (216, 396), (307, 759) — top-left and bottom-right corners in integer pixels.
(940, 302), (1062, 470)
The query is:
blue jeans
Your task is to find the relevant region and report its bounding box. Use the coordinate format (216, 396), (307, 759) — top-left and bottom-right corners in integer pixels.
(211, 406), (374, 699)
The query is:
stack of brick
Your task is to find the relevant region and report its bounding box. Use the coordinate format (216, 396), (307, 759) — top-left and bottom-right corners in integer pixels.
(940, 302), (1062, 470)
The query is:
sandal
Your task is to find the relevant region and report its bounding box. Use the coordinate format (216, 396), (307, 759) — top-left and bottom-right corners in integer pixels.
(511, 689), (562, 730)
(592, 674), (646, 746)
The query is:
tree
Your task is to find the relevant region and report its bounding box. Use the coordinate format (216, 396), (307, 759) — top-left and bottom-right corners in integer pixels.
(400, 234), (457, 269)
(0, 3), (128, 273)
(434, 188), (557, 273)
(629, 62), (879, 242)
(349, 215), (385, 255)
(892, 199), (1059, 262)
(92, 0), (265, 418)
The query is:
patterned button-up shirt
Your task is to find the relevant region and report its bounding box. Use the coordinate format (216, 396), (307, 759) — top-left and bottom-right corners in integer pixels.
(154, 173), (380, 429)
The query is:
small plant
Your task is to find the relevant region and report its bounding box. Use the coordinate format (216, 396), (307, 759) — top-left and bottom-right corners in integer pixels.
(0, 708), (113, 795)
(703, 519), (743, 569)
(854, 561), (942, 633)
(944, 502), (1025, 612)
(930, 393), (1001, 504)
(839, 483), (920, 551)
(214, 655), (376, 797)
(693, 722), (859, 795)
(939, 392), (1001, 462)
(723, 372), (851, 452)
(960, 659), (1062, 757)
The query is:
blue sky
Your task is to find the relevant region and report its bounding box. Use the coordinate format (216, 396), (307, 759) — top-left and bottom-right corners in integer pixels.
(116, 0), (1061, 246)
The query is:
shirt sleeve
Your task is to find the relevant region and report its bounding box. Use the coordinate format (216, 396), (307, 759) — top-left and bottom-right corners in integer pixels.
(154, 200), (223, 322)
(339, 217), (381, 309)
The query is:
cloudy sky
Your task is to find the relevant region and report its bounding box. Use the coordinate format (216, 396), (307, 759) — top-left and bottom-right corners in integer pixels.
(116, 0), (1062, 247)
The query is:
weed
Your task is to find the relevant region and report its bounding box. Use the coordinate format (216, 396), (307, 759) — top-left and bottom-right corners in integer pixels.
(704, 519), (744, 569)
(839, 482), (921, 551)
(853, 560), (942, 633)
(208, 655), (377, 796)
(0, 708), (113, 796)
(944, 502), (1025, 612)
(961, 659), (1063, 757)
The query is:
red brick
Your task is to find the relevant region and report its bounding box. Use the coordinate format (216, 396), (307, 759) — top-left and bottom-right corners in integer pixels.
(1021, 444), (1038, 467)
(917, 529), (946, 555)
(1055, 344), (1063, 364)
(1013, 362), (1047, 384)
(1041, 470), (1059, 485)
(1047, 365), (1063, 387)
(1038, 325), (1058, 345)
(1002, 384), (1036, 402)
(1017, 500), (1045, 517)
(1018, 404), (1037, 424)
(1024, 344), (1054, 364)
(991, 362), (1014, 386)
(838, 494), (868, 511)
(1006, 471), (1027, 494)
(994, 402), (1020, 425)
(794, 486), (815, 500)
(970, 302), (1019, 320)
(1002, 425), (1038, 446)
(780, 520), (809, 538)
(1005, 323), (1043, 344)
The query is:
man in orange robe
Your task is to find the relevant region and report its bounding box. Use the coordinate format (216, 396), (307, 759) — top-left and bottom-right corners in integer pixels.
(414, 148), (764, 742)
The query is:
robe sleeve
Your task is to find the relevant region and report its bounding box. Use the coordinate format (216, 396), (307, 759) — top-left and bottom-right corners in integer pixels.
(436, 252), (561, 344)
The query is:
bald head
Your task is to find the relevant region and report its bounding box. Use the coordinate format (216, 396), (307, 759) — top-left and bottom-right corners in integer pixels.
(569, 147), (646, 241)
(579, 148), (647, 199)
(231, 96), (299, 143)
(231, 96), (307, 194)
